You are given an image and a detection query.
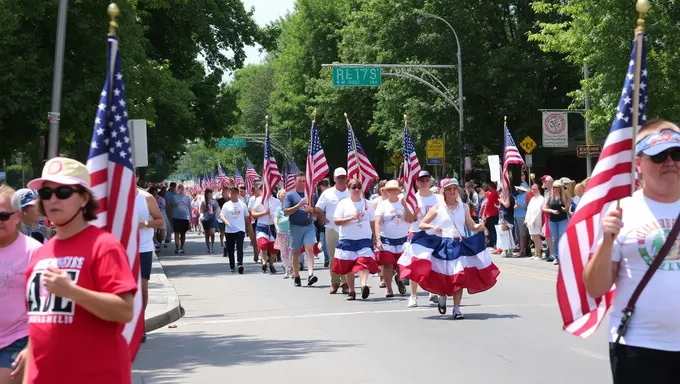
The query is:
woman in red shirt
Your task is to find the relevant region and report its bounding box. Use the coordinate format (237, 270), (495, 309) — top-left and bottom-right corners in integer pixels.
(17, 157), (137, 384)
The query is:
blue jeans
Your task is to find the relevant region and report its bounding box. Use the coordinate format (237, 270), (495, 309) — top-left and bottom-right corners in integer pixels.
(548, 219), (569, 259)
(320, 231), (328, 262)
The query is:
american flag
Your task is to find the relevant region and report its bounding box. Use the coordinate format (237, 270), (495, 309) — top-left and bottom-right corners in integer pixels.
(245, 157), (260, 193)
(262, 128), (282, 202)
(347, 121), (378, 193)
(233, 165), (244, 187)
(285, 161), (300, 191)
(557, 34), (647, 338)
(306, 120), (329, 203)
(217, 163), (229, 186)
(403, 124), (421, 214)
(502, 124), (525, 191)
(85, 35), (143, 360)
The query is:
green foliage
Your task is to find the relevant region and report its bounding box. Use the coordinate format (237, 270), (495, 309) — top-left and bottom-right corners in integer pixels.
(4, 164), (32, 190)
(174, 140), (246, 180)
(530, 0), (680, 134)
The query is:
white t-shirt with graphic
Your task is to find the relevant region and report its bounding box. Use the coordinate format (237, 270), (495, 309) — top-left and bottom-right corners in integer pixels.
(608, 190), (680, 351)
(375, 199), (409, 239)
(316, 186), (350, 232)
(221, 200), (249, 234)
(334, 198), (375, 241)
(252, 196), (281, 226)
(410, 193), (443, 233)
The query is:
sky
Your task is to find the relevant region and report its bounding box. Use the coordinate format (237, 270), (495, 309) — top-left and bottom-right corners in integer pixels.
(242, 0), (296, 66)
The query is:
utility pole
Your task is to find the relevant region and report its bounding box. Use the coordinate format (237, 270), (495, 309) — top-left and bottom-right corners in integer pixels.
(584, 63), (592, 177)
(47, 0), (69, 159)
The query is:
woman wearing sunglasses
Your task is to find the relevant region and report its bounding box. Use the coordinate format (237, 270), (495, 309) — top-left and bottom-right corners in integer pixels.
(332, 179), (380, 300)
(19, 157), (137, 384)
(399, 178), (499, 319)
(0, 185), (42, 384)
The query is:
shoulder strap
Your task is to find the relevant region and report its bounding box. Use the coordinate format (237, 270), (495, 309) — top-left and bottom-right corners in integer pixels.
(616, 212), (680, 342)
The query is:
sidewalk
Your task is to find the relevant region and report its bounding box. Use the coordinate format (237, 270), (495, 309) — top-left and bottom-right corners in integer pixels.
(145, 251), (183, 332)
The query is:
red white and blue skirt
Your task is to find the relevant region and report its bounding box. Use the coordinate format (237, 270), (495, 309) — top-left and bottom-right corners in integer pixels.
(332, 238), (380, 275)
(398, 231), (500, 296)
(375, 236), (408, 266)
(256, 224), (277, 254)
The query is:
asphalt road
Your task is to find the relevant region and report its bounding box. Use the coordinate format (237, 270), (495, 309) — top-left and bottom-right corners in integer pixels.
(133, 233), (612, 384)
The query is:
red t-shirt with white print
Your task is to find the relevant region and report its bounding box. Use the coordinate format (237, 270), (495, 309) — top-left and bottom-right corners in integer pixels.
(25, 225), (137, 384)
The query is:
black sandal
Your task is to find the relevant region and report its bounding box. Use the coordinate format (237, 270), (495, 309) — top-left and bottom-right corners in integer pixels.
(269, 264), (276, 274)
(385, 292), (394, 298)
(346, 292), (356, 301)
(261, 264), (267, 273)
(437, 296), (447, 315)
(361, 286), (370, 299)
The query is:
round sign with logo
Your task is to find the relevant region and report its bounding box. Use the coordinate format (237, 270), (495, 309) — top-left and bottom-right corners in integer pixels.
(544, 113), (566, 135)
(542, 112), (568, 147)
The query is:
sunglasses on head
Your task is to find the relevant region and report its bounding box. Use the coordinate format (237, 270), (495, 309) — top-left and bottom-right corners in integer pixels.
(0, 211), (17, 222)
(37, 186), (82, 200)
(648, 149), (680, 164)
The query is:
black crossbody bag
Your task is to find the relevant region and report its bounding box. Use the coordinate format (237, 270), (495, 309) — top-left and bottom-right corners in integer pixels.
(614, 212), (680, 344)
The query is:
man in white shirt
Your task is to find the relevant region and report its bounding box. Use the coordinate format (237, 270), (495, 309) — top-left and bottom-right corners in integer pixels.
(583, 120), (680, 383)
(220, 187), (254, 274)
(406, 170), (442, 308)
(314, 167), (350, 294)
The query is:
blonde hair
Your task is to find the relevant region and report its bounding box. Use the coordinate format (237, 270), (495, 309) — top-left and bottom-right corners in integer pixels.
(636, 120), (680, 144)
(0, 185), (18, 211)
(277, 189), (287, 200)
(574, 183), (585, 197)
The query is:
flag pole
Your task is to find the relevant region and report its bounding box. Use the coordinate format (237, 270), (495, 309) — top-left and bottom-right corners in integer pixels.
(345, 112), (361, 182)
(264, 115), (271, 264)
(629, 0), (649, 195)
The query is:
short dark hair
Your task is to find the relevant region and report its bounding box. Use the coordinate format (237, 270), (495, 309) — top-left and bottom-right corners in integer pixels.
(170, 182), (177, 188)
(318, 179), (330, 187)
(295, 171), (305, 178)
(348, 178), (363, 190)
(230, 187), (239, 193)
(38, 188), (99, 222)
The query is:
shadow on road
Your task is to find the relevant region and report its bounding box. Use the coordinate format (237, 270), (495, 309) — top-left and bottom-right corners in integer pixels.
(421, 313), (521, 321)
(134, 332), (357, 383)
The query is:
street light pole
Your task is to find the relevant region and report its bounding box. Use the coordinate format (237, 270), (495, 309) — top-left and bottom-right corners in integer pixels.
(418, 12), (464, 180)
(47, 0), (69, 159)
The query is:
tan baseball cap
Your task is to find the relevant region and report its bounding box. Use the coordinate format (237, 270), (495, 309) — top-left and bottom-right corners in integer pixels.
(27, 157), (91, 190)
(383, 180), (400, 190)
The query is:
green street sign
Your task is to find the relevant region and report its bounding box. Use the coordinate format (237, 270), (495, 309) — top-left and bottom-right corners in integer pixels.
(217, 138), (246, 148)
(332, 66), (382, 87)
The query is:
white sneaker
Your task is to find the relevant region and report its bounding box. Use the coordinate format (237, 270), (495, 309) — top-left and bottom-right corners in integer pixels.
(452, 308), (465, 320)
(407, 295), (418, 308)
(429, 293), (439, 304)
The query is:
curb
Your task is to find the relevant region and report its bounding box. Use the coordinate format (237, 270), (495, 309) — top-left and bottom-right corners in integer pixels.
(145, 253), (183, 332)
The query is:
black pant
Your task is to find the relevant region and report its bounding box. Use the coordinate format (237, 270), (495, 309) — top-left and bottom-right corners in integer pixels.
(610, 343), (679, 383)
(485, 215), (499, 247)
(224, 231), (245, 269)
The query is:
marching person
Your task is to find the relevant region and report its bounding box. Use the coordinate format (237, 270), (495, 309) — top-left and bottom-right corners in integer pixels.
(399, 178), (499, 319)
(171, 184), (191, 254)
(21, 157), (137, 383)
(314, 167), (350, 294)
(583, 120), (680, 383)
(200, 188), (219, 253)
(283, 172), (318, 287)
(374, 180), (415, 297)
(274, 189), (293, 278)
(252, 185), (281, 274)
(0, 186), (42, 384)
(220, 187), (253, 274)
(405, 171), (441, 308)
(134, 171), (165, 343)
(247, 184), (263, 262)
(331, 179), (380, 300)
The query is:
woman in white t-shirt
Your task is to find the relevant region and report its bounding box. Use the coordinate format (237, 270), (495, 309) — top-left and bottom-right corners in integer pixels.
(332, 179), (380, 300)
(375, 180), (415, 297)
(583, 121), (680, 383)
(252, 194), (282, 274)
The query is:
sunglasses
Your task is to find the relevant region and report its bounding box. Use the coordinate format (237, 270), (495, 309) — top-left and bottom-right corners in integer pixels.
(350, 185), (361, 190)
(649, 150), (680, 164)
(37, 186), (82, 200)
(0, 211), (17, 222)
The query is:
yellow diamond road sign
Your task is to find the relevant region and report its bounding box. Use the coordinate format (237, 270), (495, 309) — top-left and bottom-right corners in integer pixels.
(520, 136), (537, 154)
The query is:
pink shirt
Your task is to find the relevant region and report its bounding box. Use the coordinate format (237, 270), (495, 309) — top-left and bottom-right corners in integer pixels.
(0, 233), (42, 349)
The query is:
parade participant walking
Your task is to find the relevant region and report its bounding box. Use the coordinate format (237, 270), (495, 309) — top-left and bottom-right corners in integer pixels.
(164, 182), (177, 244)
(13, 189), (50, 243)
(22, 157), (137, 384)
(283, 172), (318, 286)
(331, 179), (380, 300)
(220, 187), (253, 274)
(134, 172), (165, 343)
(524, 184), (545, 260)
(200, 189), (219, 253)
(374, 180), (414, 297)
(216, 186), (230, 248)
(248, 184), (262, 262)
(0, 186), (42, 384)
(150, 187), (169, 250)
(405, 171), (441, 308)
(252, 186), (281, 274)
(583, 120), (680, 383)
(314, 167), (350, 294)
(171, 184), (191, 253)
(316, 179), (330, 267)
(399, 178), (498, 319)
(543, 180), (571, 265)
(274, 189), (293, 278)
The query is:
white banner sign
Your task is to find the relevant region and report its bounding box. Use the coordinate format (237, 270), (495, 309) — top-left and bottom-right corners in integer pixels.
(542, 112), (568, 148)
(488, 155), (501, 183)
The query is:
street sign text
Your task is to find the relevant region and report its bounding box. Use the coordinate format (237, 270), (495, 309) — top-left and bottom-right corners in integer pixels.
(426, 139), (444, 165)
(576, 144), (602, 158)
(217, 138), (246, 148)
(332, 66), (382, 87)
